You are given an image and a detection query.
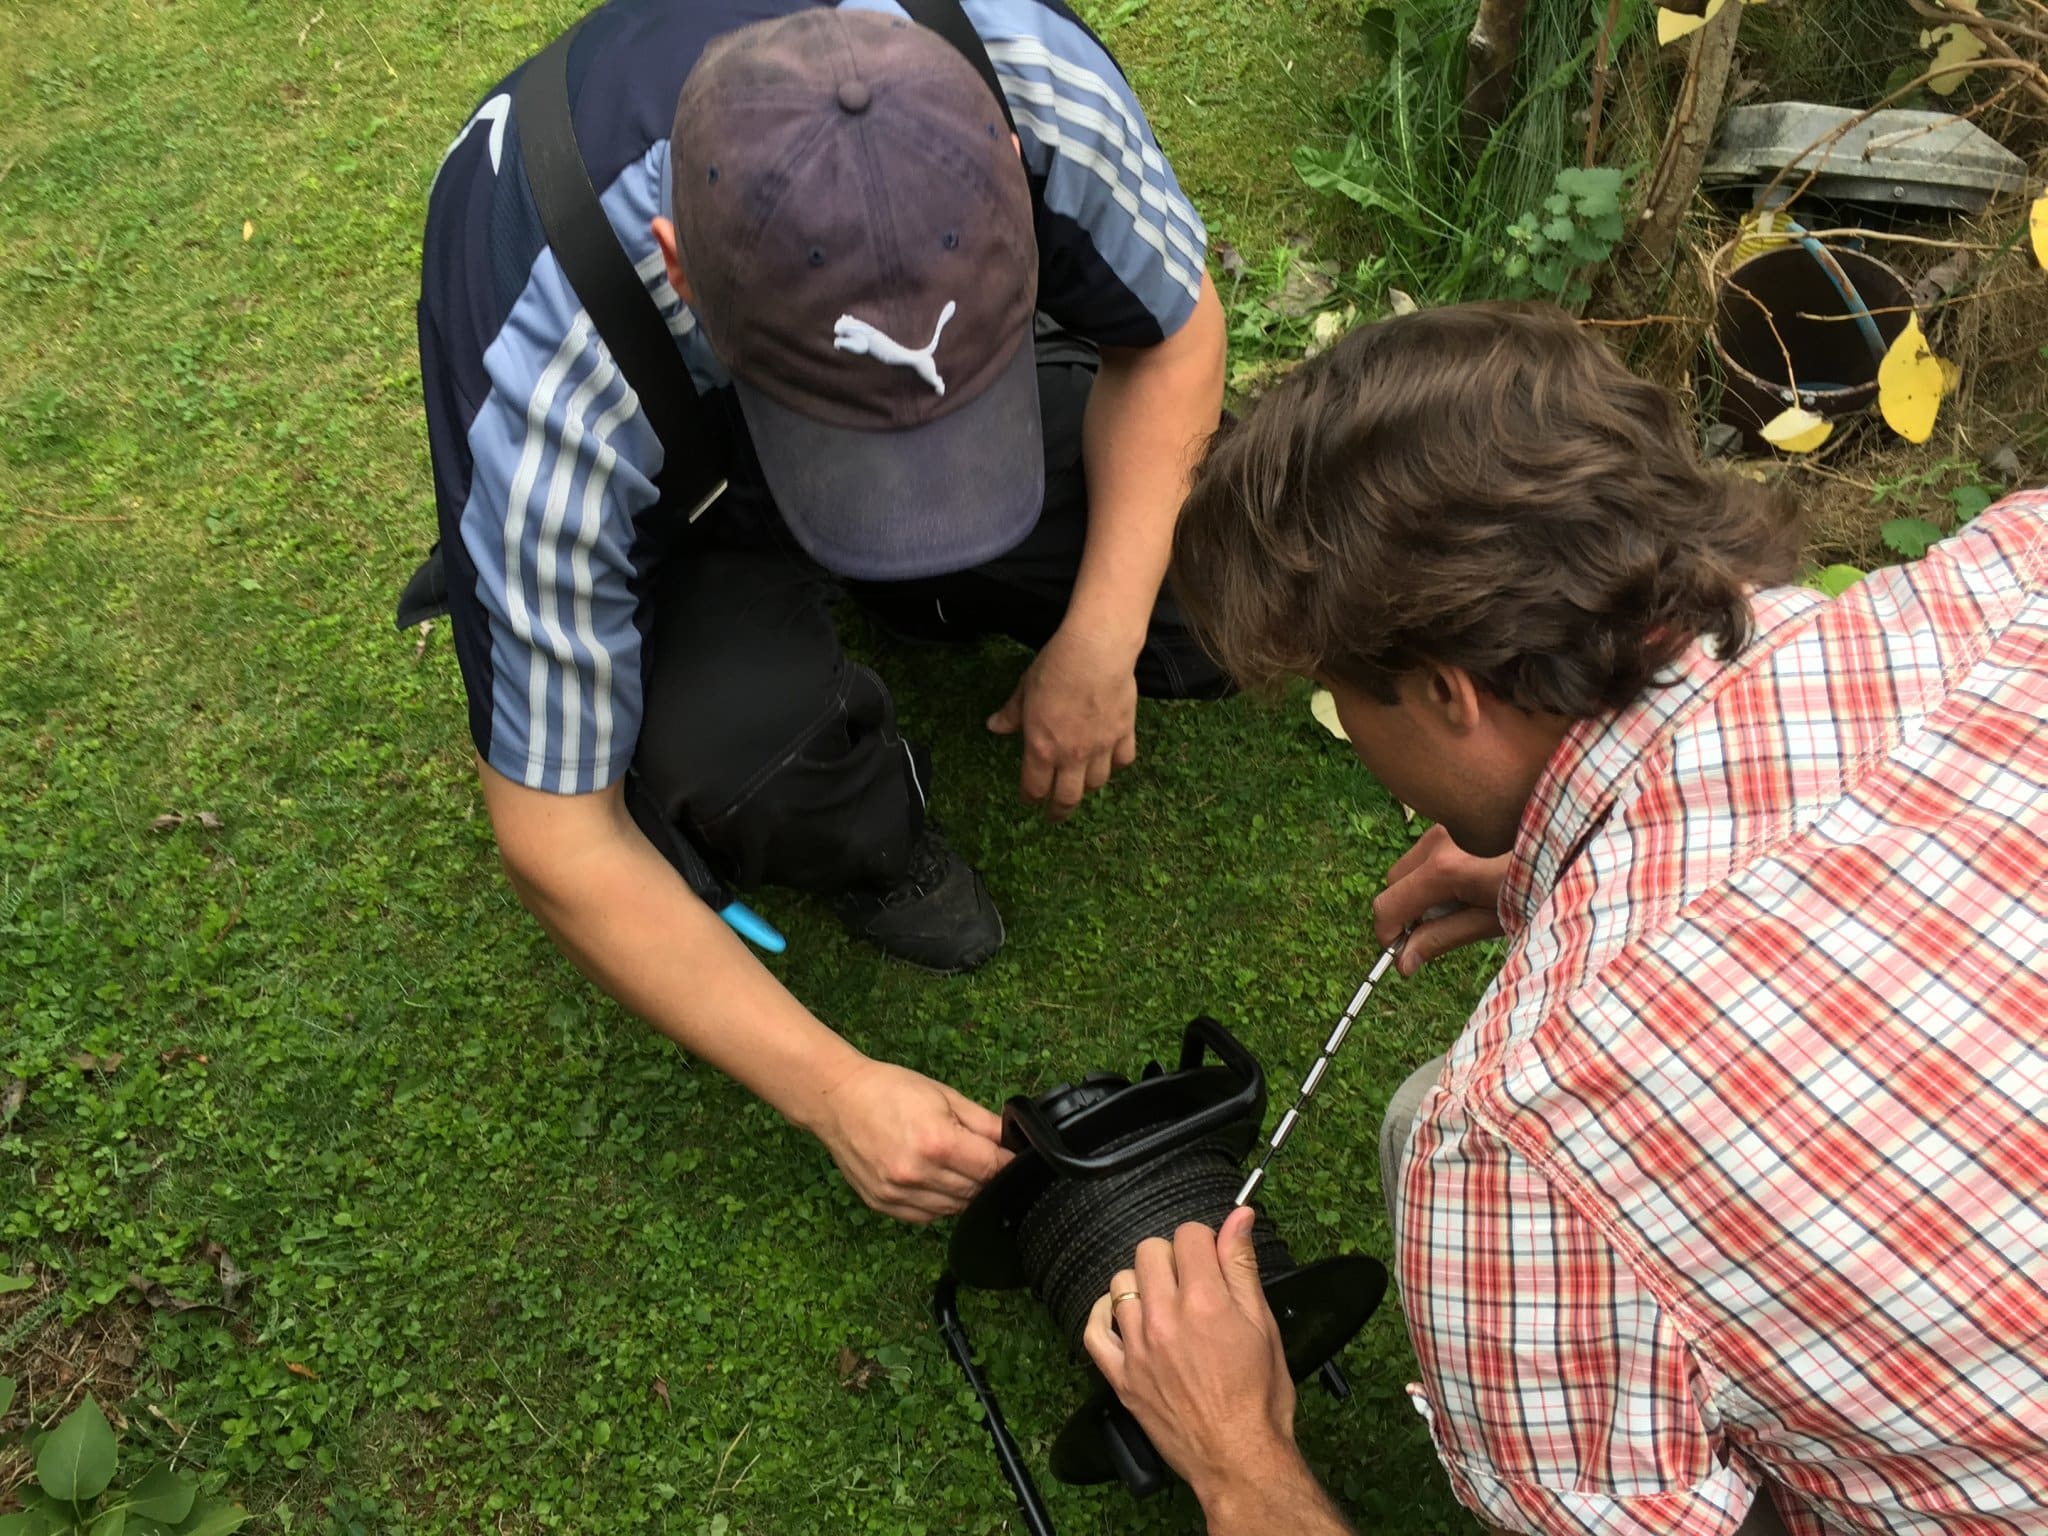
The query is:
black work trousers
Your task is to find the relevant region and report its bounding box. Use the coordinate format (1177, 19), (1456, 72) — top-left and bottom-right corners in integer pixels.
(625, 333), (1227, 900)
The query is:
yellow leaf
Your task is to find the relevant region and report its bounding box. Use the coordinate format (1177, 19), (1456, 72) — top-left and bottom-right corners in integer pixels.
(2032, 188), (2048, 270)
(1309, 688), (1349, 742)
(1657, 0), (1723, 45)
(1760, 406), (1834, 454)
(1877, 316), (1950, 445)
(1921, 23), (1985, 96)
(242, 219), (254, 242)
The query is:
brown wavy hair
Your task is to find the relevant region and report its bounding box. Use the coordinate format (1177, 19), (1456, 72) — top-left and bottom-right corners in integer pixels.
(1171, 302), (1807, 718)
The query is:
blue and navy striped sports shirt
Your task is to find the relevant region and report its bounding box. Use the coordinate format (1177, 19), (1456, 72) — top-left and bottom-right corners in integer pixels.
(419, 0), (1208, 796)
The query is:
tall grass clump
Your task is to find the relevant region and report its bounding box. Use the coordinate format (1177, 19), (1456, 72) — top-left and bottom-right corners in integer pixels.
(1296, 0), (1666, 305)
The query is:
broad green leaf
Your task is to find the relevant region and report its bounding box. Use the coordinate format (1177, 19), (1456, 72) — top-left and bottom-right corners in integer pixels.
(0, 1274), (34, 1294)
(1951, 484), (1995, 523)
(0, 1515), (33, 1536)
(171, 1504), (246, 1536)
(36, 1395), (119, 1503)
(125, 1465), (198, 1525)
(91, 1508), (127, 1536)
(0, 1374), (14, 1418)
(1809, 564), (1866, 597)
(1881, 517), (1944, 559)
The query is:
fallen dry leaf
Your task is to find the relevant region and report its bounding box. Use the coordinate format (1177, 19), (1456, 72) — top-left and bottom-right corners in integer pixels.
(195, 810), (224, 831)
(1270, 258), (1338, 319)
(1304, 305), (1355, 358)
(1, 1078), (24, 1125)
(242, 219), (255, 242)
(652, 1375), (671, 1410)
(2032, 188), (2047, 271)
(150, 813), (185, 833)
(286, 1361), (320, 1380)
(1878, 316), (1951, 445)
(129, 1275), (219, 1314)
(1309, 688), (1349, 742)
(73, 1052), (127, 1074)
(202, 1239), (248, 1308)
(1920, 23), (1986, 95)
(1760, 406), (1834, 454)
(835, 1346), (886, 1393)
(1656, 0), (1762, 45)
(1385, 288), (1419, 317)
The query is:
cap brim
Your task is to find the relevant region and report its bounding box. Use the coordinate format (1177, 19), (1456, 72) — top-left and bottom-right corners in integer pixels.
(732, 334), (1044, 582)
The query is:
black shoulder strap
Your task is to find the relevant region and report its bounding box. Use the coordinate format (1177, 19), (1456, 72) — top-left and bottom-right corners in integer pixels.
(895, 0), (1017, 138)
(515, 20), (729, 519)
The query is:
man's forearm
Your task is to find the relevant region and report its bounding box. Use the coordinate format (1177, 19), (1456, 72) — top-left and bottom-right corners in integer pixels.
(1069, 274), (1226, 658)
(1197, 1446), (1354, 1536)
(500, 791), (865, 1137)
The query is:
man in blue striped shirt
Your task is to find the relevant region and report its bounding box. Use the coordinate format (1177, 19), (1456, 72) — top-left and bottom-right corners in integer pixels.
(416, 0), (1226, 1220)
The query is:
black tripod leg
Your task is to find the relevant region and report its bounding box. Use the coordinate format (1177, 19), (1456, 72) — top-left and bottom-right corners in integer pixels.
(933, 1275), (1057, 1536)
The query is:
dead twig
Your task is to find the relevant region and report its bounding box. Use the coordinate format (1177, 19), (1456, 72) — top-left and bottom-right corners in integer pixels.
(1795, 284), (2047, 325)
(1907, 0), (2048, 66)
(1723, 275), (1801, 394)
(1578, 314), (1693, 329)
(1584, 0), (1627, 168)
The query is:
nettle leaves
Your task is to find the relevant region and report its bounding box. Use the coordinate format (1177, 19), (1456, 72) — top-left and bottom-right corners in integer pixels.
(0, 1382), (245, 1536)
(1499, 167), (1632, 306)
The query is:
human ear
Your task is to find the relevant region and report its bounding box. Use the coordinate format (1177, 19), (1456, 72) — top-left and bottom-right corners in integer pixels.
(649, 217), (694, 306)
(1423, 664), (1485, 734)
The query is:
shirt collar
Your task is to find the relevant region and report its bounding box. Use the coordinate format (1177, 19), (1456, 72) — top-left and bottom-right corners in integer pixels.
(1496, 585), (1825, 934)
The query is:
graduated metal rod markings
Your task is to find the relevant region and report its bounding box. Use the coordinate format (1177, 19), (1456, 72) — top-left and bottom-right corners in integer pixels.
(1233, 937), (1407, 1209)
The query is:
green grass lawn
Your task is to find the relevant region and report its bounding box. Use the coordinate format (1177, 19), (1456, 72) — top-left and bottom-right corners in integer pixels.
(0, 0), (1488, 1529)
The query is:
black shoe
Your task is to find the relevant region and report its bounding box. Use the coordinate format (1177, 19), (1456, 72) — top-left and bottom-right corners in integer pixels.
(831, 827), (1005, 974)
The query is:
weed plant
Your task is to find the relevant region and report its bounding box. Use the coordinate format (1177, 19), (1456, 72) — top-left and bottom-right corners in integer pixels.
(1294, 0), (1664, 306)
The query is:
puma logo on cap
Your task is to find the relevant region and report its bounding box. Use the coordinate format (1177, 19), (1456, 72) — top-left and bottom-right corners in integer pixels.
(832, 301), (958, 396)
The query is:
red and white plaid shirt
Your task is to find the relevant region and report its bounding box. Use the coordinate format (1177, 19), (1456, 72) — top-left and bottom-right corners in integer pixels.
(1396, 490), (2048, 1536)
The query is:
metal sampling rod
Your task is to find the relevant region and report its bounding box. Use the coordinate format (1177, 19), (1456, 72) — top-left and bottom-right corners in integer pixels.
(1233, 935), (1410, 1209)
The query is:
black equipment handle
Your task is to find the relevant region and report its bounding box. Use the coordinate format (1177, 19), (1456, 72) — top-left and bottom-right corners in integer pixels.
(933, 1275), (1058, 1536)
(1001, 1016), (1265, 1176)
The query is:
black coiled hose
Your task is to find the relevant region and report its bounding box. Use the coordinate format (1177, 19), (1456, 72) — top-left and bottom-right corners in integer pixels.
(1015, 1128), (1296, 1346)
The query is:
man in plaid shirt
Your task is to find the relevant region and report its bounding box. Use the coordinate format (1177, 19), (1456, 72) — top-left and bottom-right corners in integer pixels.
(1078, 305), (2047, 1535)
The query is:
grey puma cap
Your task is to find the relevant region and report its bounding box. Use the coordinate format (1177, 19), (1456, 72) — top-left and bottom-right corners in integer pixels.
(671, 8), (1043, 580)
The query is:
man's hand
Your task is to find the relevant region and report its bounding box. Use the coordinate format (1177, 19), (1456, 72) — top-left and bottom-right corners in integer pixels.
(1374, 824), (1510, 976)
(987, 625), (1139, 821)
(1082, 1211), (1341, 1532)
(812, 1058), (1013, 1223)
